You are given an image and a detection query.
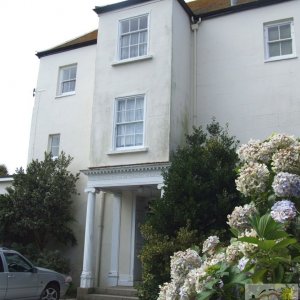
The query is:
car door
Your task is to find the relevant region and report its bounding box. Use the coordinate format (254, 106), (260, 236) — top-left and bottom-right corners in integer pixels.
(0, 253), (7, 300)
(3, 252), (38, 300)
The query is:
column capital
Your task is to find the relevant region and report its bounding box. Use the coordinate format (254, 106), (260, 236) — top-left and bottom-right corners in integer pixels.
(85, 187), (97, 194)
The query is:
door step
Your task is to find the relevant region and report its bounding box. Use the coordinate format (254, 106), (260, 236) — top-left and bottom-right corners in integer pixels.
(86, 287), (138, 300)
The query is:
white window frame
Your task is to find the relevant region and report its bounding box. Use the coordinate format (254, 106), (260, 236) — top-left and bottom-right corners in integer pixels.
(113, 94), (146, 151)
(264, 19), (297, 62)
(118, 14), (149, 61)
(57, 64), (77, 96)
(48, 134), (60, 159)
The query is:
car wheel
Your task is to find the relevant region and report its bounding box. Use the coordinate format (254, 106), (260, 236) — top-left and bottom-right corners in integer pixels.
(40, 283), (60, 300)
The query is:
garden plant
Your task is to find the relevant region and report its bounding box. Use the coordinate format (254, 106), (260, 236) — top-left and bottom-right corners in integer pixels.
(157, 133), (300, 299)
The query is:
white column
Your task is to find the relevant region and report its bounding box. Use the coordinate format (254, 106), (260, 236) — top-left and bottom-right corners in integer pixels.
(157, 183), (165, 197)
(108, 193), (122, 286)
(80, 188), (97, 288)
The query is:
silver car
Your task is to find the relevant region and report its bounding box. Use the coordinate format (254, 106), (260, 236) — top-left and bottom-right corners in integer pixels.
(0, 247), (71, 300)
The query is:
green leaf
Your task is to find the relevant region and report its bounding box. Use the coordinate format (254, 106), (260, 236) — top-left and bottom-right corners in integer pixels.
(252, 269), (267, 283)
(238, 236), (260, 245)
(257, 239), (276, 250)
(272, 238), (297, 250)
(274, 264), (284, 282)
(197, 290), (216, 300)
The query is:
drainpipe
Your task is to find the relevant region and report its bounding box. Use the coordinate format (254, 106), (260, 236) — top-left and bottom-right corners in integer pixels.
(230, 0), (238, 5)
(191, 17), (201, 128)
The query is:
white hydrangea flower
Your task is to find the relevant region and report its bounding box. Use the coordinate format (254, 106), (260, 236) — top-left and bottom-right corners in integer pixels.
(158, 282), (179, 300)
(235, 162), (270, 197)
(272, 172), (300, 198)
(272, 145), (300, 175)
(270, 200), (297, 223)
(269, 133), (298, 150)
(202, 236), (220, 255)
(237, 139), (262, 162)
(227, 202), (257, 231)
(225, 243), (241, 263)
(170, 249), (202, 284)
(180, 266), (207, 299)
(206, 252), (226, 267)
(238, 229), (258, 256)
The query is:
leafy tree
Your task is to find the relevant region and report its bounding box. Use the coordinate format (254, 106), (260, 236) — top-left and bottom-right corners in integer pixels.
(0, 152), (79, 251)
(148, 119), (243, 237)
(138, 119), (245, 300)
(0, 164), (8, 176)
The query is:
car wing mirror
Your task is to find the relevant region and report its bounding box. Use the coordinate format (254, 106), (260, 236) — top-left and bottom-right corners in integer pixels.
(30, 267), (38, 273)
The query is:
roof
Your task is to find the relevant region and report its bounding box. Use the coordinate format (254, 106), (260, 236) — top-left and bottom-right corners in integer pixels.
(36, 30), (98, 58)
(188, 0), (256, 14)
(36, 0), (292, 58)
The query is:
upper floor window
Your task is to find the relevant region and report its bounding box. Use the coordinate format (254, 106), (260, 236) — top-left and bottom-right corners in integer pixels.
(264, 19), (296, 62)
(115, 95), (145, 149)
(119, 15), (148, 60)
(48, 134), (60, 159)
(57, 64), (77, 96)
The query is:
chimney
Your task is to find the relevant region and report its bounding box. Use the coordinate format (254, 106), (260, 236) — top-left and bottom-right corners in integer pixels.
(230, 0), (238, 5)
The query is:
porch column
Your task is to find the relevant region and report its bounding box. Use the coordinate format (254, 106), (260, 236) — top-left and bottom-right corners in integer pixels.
(80, 188), (97, 288)
(108, 193), (122, 286)
(157, 183), (165, 197)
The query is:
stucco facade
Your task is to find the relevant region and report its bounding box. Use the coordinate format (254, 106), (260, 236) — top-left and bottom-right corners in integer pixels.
(27, 0), (300, 292)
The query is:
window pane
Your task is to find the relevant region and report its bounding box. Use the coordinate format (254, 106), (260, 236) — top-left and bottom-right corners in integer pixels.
(139, 16), (148, 30)
(126, 123), (135, 134)
(280, 24), (291, 39)
(135, 109), (143, 121)
(135, 122), (143, 134)
(121, 35), (130, 47)
(135, 134), (143, 146)
(117, 100), (126, 111)
(116, 136), (124, 147)
(126, 110), (135, 122)
(136, 97), (144, 109)
(139, 44), (147, 56)
(117, 124), (125, 135)
(130, 33), (139, 45)
(121, 47), (129, 60)
(130, 45), (138, 58)
(62, 82), (70, 93)
(130, 18), (139, 31)
(117, 111), (125, 123)
(62, 69), (70, 80)
(121, 20), (129, 34)
(51, 135), (60, 146)
(70, 67), (76, 79)
(268, 26), (279, 41)
(126, 99), (135, 110)
(281, 40), (293, 55)
(269, 42), (280, 57)
(69, 80), (76, 92)
(125, 135), (134, 146)
(139, 31), (147, 43)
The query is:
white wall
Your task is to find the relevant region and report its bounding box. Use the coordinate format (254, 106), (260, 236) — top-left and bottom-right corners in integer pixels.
(91, 0), (173, 167)
(170, 0), (193, 152)
(27, 44), (96, 285)
(196, 0), (300, 143)
(0, 178), (13, 194)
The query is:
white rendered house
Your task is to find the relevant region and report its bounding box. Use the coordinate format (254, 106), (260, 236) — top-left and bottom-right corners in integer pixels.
(28, 0), (300, 296)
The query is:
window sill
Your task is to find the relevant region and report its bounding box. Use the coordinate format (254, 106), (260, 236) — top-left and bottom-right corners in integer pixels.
(112, 55), (153, 66)
(107, 147), (148, 155)
(55, 92), (76, 99)
(265, 54), (297, 63)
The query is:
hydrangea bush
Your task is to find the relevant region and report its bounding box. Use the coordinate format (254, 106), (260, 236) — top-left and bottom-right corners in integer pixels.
(157, 133), (300, 300)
